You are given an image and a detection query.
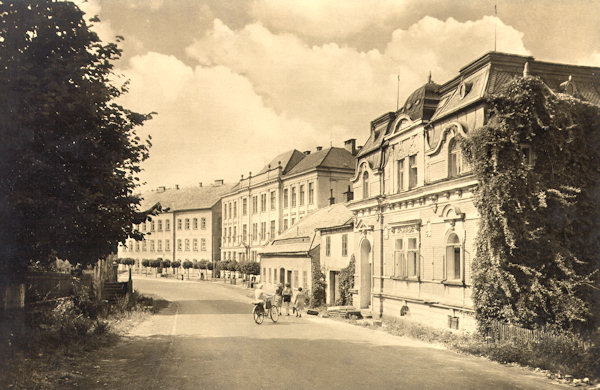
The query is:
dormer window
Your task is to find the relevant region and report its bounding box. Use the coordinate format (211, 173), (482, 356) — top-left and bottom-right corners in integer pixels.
(362, 171), (369, 199)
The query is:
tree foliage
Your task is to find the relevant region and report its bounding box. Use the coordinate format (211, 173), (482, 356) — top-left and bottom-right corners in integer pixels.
(0, 0), (157, 283)
(335, 255), (355, 306)
(461, 77), (600, 334)
(310, 260), (326, 308)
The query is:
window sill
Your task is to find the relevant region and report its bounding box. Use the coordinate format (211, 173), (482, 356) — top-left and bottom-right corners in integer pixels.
(390, 276), (420, 281)
(442, 280), (465, 287)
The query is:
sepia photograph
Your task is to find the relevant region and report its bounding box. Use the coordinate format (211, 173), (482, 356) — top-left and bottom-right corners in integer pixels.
(1, 0), (599, 388)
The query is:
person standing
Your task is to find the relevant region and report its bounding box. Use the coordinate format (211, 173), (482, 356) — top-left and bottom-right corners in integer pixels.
(282, 283), (292, 315)
(293, 287), (307, 317)
(275, 283), (283, 311)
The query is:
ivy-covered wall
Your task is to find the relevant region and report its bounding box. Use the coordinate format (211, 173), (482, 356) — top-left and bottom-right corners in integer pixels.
(461, 77), (600, 334)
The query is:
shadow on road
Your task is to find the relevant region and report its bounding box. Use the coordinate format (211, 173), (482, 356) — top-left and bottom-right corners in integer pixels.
(155, 300), (252, 315)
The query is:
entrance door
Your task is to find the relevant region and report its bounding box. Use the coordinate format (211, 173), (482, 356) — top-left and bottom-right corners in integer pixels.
(287, 270), (292, 287)
(360, 239), (372, 309)
(330, 271), (340, 305)
(279, 267), (285, 285)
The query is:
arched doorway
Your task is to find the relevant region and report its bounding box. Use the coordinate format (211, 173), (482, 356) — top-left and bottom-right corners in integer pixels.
(279, 267), (285, 285)
(359, 239), (372, 309)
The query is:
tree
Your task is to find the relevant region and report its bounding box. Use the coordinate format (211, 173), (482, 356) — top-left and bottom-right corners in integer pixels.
(336, 255), (355, 306)
(141, 259), (150, 276)
(172, 260), (180, 276)
(182, 260), (193, 279)
(0, 0), (157, 285)
(121, 257), (135, 269)
(461, 77), (600, 334)
(310, 260), (327, 308)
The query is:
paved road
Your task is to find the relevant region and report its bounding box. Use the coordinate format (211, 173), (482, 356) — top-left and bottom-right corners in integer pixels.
(80, 277), (568, 390)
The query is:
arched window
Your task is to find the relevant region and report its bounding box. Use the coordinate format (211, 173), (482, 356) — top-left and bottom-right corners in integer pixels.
(445, 233), (461, 281)
(448, 139), (463, 178)
(362, 171), (369, 199)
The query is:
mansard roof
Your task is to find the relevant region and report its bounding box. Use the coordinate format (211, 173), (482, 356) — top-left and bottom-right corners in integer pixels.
(396, 80), (441, 121)
(140, 183), (234, 211)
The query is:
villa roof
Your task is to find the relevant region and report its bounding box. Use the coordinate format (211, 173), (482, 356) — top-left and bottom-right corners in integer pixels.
(140, 184), (234, 212)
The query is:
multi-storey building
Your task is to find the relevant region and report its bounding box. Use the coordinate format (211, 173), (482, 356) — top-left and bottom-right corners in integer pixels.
(118, 181), (233, 272)
(221, 141), (357, 262)
(348, 52), (600, 331)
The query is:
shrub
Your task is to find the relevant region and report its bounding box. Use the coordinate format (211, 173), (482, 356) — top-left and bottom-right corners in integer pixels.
(182, 260), (193, 269)
(335, 255), (355, 306)
(310, 260), (326, 308)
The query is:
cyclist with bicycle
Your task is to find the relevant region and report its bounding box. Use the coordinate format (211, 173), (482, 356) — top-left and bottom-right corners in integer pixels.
(252, 283), (279, 324)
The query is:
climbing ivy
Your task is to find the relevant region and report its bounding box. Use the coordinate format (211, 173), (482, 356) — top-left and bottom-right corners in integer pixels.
(335, 255), (355, 306)
(460, 77), (600, 334)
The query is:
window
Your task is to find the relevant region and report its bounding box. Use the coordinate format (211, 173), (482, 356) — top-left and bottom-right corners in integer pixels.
(293, 270), (298, 289)
(142, 222), (146, 232)
(185, 239), (190, 251)
(260, 222), (266, 240)
(299, 185), (305, 206)
(185, 218), (190, 230)
(228, 227), (232, 242)
(158, 220), (163, 231)
(177, 239), (182, 251)
(448, 139), (463, 178)
(291, 217), (295, 225)
(363, 171), (369, 199)
(233, 226), (237, 243)
(407, 238), (418, 277)
(397, 159), (405, 192)
(446, 233), (462, 281)
(201, 217), (206, 229)
(223, 228), (227, 243)
(228, 203), (232, 219)
(252, 196), (258, 214)
(243, 198), (247, 215)
(157, 240), (162, 252)
(201, 238), (206, 251)
(291, 187), (297, 207)
(233, 201), (237, 217)
(150, 240), (155, 252)
(269, 268), (272, 283)
(242, 224), (247, 242)
(270, 191), (276, 210)
(142, 240), (147, 251)
(308, 183), (314, 204)
(150, 221), (155, 231)
(193, 239), (198, 251)
(393, 239), (405, 278)
(270, 220), (275, 239)
(177, 219), (182, 230)
(342, 234), (348, 256)
(165, 239), (170, 251)
(283, 219), (288, 231)
(252, 223), (258, 241)
(326, 236), (331, 256)
(224, 204), (227, 219)
(283, 188), (289, 208)
(303, 271), (308, 289)
(521, 144), (534, 167)
(409, 155), (418, 189)
(165, 219), (170, 231)
(136, 241), (140, 252)
(261, 193), (267, 212)
(193, 218), (198, 229)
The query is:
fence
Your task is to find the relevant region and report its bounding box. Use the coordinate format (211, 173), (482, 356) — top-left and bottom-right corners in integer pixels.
(486, 320), (592, 350)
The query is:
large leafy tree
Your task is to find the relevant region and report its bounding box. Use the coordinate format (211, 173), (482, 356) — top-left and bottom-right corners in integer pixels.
(461, 77), (600, 334)
(0, 0), (156, 284)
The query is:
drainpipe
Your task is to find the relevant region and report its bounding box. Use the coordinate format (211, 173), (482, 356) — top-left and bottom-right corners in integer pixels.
(377, 196), (385, 319)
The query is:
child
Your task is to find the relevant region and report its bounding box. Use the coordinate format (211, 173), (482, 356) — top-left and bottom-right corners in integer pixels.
(293, 287), (306, 317)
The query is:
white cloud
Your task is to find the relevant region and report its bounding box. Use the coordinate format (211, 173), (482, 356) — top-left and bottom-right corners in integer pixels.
(185, 16), (529, 145)
(117, 52), (318, 189)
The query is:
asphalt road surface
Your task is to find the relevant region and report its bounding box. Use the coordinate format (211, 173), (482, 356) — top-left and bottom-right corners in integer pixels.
(83, 277), (568, 390)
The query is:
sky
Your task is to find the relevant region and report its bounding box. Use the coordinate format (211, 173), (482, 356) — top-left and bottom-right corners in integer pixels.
(78, 0), (600, 191)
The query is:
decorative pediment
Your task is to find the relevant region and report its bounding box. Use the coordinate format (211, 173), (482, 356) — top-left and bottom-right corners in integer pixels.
(426, 121), (467, 156)
(388, 219), (421, 234)
(354, 218), (374, 232)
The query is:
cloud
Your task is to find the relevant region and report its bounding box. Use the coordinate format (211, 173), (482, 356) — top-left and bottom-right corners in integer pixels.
(117, 52), (318, 189)
(185, 16), (529, 144)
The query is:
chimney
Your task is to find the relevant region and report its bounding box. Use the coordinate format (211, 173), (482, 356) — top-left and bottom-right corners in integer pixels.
(329, 188), (335, 205)
(157, 186), (166, 192)
(343, 185), (354, 202)
(316, 146), (323, 151)
(344, 138), (357, 155)
(175, 184), (179, 190)
(214, 179), (224, 186)
(304, 150), (311, 155)
(198, 182), (202, 188)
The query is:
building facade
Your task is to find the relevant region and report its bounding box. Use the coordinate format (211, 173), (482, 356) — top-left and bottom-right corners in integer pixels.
(317, 218), (354, 305)
(260, 203), (353, 294)
(118, 181), (233, 272)
(221, 142), (357, 262)
(349, 52), (600, 331)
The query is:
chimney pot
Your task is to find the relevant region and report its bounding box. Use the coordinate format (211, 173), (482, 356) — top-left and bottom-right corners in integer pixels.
(214, 179), (224, 185)
(316, 146), (323, 151)
(304, 150), (311, 155)
(198, 182), (202, 187)
(175, 184), (179, 190)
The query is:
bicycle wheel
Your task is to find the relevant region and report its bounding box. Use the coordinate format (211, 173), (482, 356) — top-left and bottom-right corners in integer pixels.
(270, 306), (279, 323)
(253, 305), (264, 324)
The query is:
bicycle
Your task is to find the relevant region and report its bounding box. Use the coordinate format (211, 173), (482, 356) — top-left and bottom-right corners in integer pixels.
(252, 296), (279, 324)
